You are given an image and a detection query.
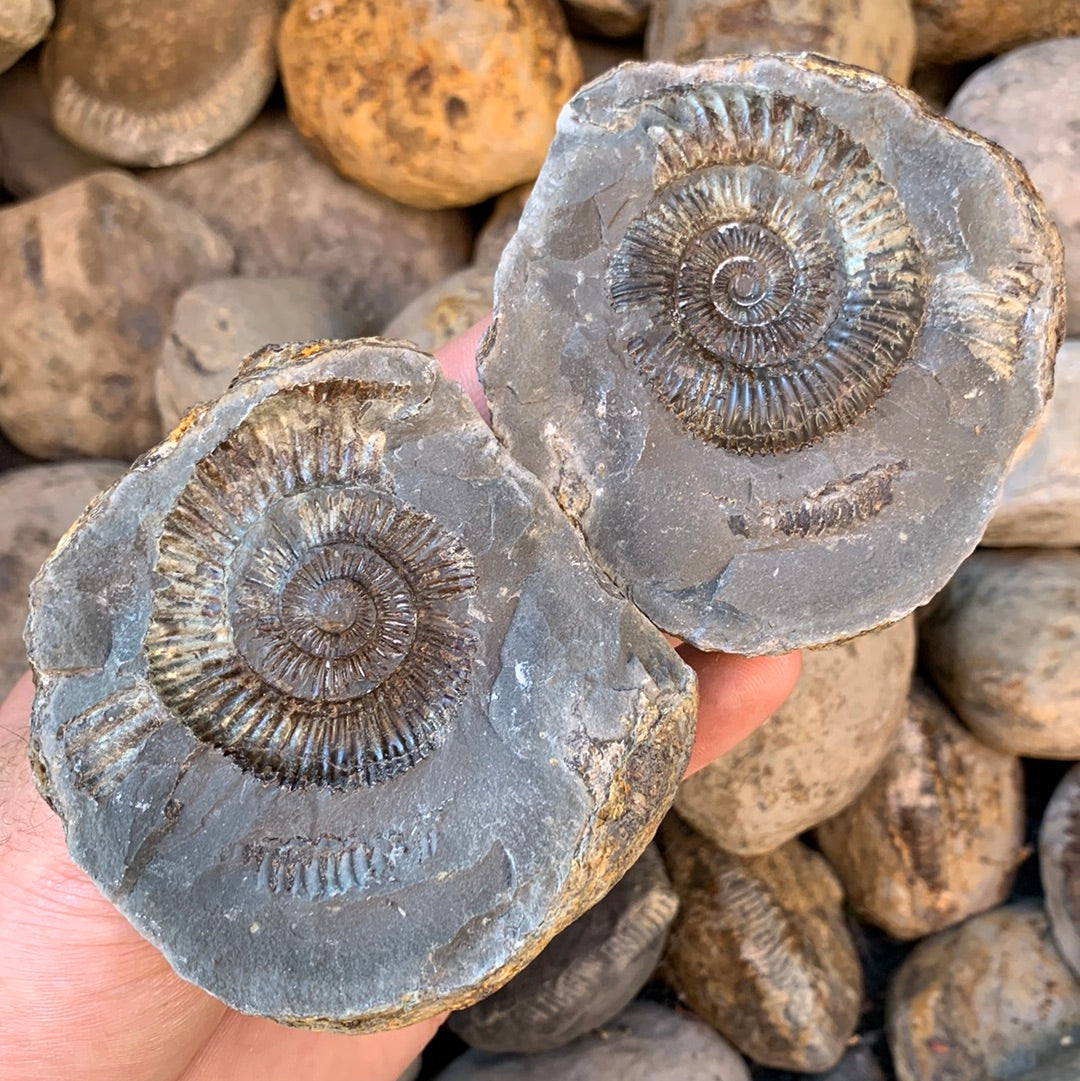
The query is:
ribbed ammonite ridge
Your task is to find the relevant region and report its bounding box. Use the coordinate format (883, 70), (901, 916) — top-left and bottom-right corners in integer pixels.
(145, 380), (477, 790)
(607, 84), (927, 454)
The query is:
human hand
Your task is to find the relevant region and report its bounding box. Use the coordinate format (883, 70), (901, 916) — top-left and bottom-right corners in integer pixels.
(0, 322), (800, 1081)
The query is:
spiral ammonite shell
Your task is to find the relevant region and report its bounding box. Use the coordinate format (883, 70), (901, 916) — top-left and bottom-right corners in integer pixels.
(145, 381), (477, 790)
(479, 55), (1065, 653)
(606, 85), (925, 454)
(26, 339), (696, 1029)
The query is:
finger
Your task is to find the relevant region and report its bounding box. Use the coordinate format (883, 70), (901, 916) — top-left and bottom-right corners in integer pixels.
(434, 314), (492, 421)
(0, 672), (227, 1081)
(180, 1011), (444, 1081)
(681, 649), (802, 777)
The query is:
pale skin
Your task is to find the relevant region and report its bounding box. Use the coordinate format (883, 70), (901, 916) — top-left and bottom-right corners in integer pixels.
(0, 322), (801, 1081)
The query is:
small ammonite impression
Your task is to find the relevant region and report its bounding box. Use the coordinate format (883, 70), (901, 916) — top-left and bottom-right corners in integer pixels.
(479, 55), (1065, 654)
(26, 339), (696, 1030)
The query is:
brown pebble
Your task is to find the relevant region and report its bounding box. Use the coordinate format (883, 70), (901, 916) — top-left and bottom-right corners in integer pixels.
(983, 339), (1080, 548)
(0, 0), (52, 75)
(817, 679), (1024, 940)
(912, 0), (1080, 64)
(920, 548), (1080, 758)
(563, 0), (649, 38)
(277, 0), (583, 209)
(645, 0), (917, 84)
(146, 113), (472, 332)
(383, 266), (493, 353)
(886, 902), (1080, 1081)
(1040, 763), (1080, 981)
(0, 171), (234, 459)
(675, 617), (915, 856)
(41, 0), (279, 167)
(660, 813), (862, 1073)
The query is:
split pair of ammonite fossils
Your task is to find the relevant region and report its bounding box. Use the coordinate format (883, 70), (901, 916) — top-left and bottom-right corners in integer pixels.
(27, 56), (1064, 1029)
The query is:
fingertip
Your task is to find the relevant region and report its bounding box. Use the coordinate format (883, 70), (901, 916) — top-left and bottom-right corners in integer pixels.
(682, 648), (801, 777)
(434, 314), (492, 421)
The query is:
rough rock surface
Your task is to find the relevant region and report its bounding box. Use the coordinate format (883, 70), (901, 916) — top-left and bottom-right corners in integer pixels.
(383, 267), (493, 354)
(155, 276), (356, 429)
(448, 844), (678, 1053)
(1040, 764), (1080, 981)
(948, 39), (1080, 337)
(675, 617), (915, 856)
(563, 0), (649, 38)
(913, 0), (1080, 63)
(0, 461), (125, 697)
(645, 0), (916, 84)
(660, 814), (862, 1072)
(920, 548), (1080, 758)
(886, 902), (1080, 1081)
(41, 0), (278, 167)
(0, 170), (234, 459)
(479, 56), (1065, 653)
(277, 0), (583, 209)
(983, 339), (1080, 547)
(0, 57), (107, 198)
(816, 679), (1024, 940)
(1012, 1048), (1080, 1081)
(25, 339), (696, 1030)
(0, 0), (51, 74)
(435, 1001), (750, 1080)
(146, 113), (472, 332)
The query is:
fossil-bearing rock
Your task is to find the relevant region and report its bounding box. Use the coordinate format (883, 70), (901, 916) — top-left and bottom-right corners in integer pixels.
(886, 902), (1080, 1081)
(25, 338), (696, 1030)
(41, 0), (279, 167)
(449, 843), (678, 1053)
(1040, 763), (1080, 982)
(479, 55), (1065, 653)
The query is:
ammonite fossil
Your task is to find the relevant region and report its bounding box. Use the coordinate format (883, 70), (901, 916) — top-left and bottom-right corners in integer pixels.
(41, 0), (279, 167)
(478, 55), (1066, 653)
(26, 339), (696, 1029)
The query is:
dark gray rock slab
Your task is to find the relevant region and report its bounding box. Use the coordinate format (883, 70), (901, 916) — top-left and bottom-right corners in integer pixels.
(448, 843), (678, 1053)
(25, 338), (696, 1031)
(146, 113), (472, 334)
(155, 276), (356, 429)
(434, 1000), (750, 1080)
(983, 339), (1080, 548)
(1040, 763), (1080, 982)
(948, 39), (1080, 336)
(41, 0), (278, 167)
(659, 814), (862, 1073)
(0, 460), (127, 698)
(920, 548), (1080, 758)
(886, 902), (1080, 1081)
(479, 56), (1065, 653)
(675, 615), (915, 856)
(0, 170), (234, 459)
(816, 678), (1024, 940)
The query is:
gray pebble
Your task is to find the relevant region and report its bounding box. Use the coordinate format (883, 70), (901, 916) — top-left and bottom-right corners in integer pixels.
(449, 844), (678, 1053)
(155, 276), (356, 429)
(0, 170), (234, 459)
(382, 266), (492, 355)
(434, 1000), (750, 1081)
(920, 548), (1080, 758)
(0, 460), (125, 697)
(146, 113), (472, 333)
(26, 338), (696, 1029)
(948, 38), (1080, 337)
(1040, 763), (1080, 982)
(886, 902), (1080, 1081)
(479, 56), (1064, 654)
(983, 339), (1080, 548)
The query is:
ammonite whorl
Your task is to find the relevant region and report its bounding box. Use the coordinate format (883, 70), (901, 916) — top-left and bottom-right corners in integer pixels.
(26, 338), (695, 1029)
(479, 55), (1065, 653)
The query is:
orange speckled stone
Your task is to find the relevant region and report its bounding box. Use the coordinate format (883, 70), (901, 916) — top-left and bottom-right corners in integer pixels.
(277, 0), (583, 210)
